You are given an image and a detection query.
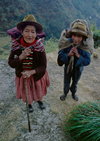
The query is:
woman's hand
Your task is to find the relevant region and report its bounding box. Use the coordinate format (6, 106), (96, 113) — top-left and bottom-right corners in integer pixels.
(19, 47), (31, 60)
(21, 70), (36, 78)
(72, 47), (80, 58)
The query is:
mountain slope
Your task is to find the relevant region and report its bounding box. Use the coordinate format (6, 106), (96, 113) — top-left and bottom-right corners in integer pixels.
(0, 0), (100, 38)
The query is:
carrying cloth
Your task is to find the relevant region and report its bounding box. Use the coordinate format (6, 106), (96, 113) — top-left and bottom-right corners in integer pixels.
(11, 37), (45, 52)
(58, 19), (94, 54)
(7, 27), (45, 52)
(58, 19), (94, 73)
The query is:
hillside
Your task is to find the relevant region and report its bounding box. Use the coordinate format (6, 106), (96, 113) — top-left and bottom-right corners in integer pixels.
(0, 0), (100, 38)
(0, 47), (100, 140)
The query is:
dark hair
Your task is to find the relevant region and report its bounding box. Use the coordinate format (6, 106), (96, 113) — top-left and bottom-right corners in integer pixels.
(71, 32), (87, 39)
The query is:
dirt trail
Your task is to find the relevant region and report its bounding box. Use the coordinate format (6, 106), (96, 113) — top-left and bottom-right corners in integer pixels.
(0, 47), (100, 141)
(45, 48), (100, 117)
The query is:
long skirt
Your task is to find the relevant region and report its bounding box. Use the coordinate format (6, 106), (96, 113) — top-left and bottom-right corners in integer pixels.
(15, 71), (50, 104)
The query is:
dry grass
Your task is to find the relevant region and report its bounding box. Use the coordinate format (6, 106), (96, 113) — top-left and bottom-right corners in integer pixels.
(0, 36), (11, 60)
(0, 102), (23, 141)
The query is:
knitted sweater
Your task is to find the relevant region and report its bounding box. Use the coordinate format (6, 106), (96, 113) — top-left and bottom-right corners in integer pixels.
(8, 38), (47, 81)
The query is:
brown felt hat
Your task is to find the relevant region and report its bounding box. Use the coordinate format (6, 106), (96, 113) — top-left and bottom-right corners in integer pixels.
(69, 22), (89, 38)
(17, 14), (43, 33)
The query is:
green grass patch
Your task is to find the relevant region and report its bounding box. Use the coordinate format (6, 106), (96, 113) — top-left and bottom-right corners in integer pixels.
(0, 49), (4, 55)
(0, 36), (11, 60)
(3, 44), (11, 50)
(64, 101), (100, 141)
(44, 38), (58, 53)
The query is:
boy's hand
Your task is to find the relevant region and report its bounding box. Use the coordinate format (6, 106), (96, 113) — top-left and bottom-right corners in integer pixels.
(68, 48), (74, 57)
(71, 47), (80, 58)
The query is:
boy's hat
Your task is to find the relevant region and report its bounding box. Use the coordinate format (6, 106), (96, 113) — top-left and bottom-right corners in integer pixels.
(69, 22), (89, 38)
(17, 14), (43, 33)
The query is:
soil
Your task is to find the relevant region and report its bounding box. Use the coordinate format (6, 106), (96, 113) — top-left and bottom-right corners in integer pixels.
(0, 48), (100, 141)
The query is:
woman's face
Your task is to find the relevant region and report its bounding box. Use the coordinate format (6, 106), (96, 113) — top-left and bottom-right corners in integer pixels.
(72, 33), (83, 45)
(21, 25), (37, 43)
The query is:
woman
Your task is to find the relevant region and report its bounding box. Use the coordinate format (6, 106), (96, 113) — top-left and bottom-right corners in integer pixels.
(8, 14), (50, 112)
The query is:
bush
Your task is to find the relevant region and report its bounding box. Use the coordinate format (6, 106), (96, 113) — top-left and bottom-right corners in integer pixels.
(64, 101), (100, 141)
(3, 44), (11, 50)
(0, 49), (4, 55)
(93, 31), (100, 49)
(90, 24), (100, 49)
(44, 38), (58, 53)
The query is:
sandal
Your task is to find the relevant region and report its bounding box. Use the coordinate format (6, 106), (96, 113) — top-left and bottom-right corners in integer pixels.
(37, 101), (45, 109)
(72, 94), (78, 101)
(28, 104), (34, 112)
(60, 94), (67, 101)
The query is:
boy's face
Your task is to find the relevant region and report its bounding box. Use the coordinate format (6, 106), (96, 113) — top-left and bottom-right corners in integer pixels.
(72, 33), (83, 45)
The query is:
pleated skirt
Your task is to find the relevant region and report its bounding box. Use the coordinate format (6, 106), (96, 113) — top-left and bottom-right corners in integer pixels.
(15, 71), (50, 104)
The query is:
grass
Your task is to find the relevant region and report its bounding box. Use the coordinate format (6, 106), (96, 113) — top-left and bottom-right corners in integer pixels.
(0, 103), (23, 141)
(64, 101), (100, 141)
(0, 36), (58, 60)
(0, 36), (12, 60)
(44, 38), (58, 53)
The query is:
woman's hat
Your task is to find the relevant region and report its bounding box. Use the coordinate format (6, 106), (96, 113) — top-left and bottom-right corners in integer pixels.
(17, 14), (43, 33)
(69, 22), (89, 38)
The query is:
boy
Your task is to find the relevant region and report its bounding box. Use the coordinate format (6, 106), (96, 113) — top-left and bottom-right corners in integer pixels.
(57, 20), (94, 101)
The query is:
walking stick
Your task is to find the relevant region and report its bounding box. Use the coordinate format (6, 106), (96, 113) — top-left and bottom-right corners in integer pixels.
(24, 78), (31, 132)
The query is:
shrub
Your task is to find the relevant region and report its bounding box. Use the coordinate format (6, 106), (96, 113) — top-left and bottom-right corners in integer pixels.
(0, 49), (4, 55)
(44, 38), (58, 53)
(93, 31), (100, 49)
(3, 44), (11, 50)
(64, 101), (100, 141)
